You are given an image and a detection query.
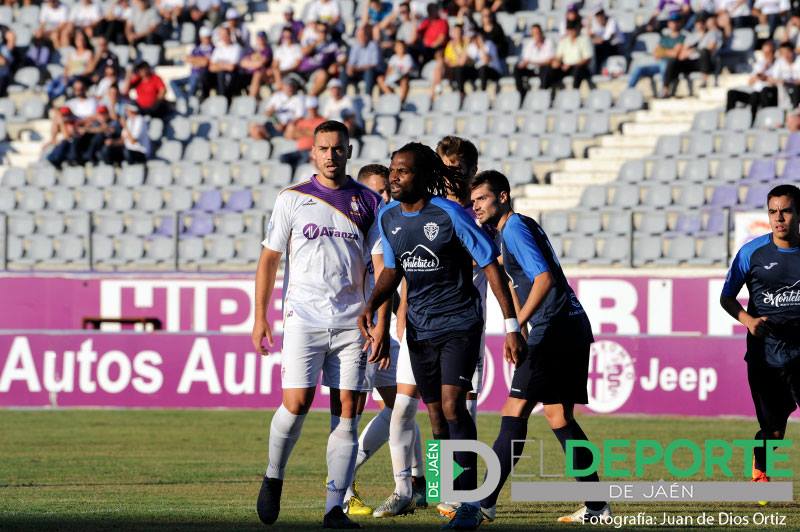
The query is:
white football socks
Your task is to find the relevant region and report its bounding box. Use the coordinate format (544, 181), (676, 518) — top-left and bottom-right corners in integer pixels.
(389, 394), (418, 498)
(345, 406), (392, 500)
(266, 405), (307, 480)
(325, 416), (359, 513)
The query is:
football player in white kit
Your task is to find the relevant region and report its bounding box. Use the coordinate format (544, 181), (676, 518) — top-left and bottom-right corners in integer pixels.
(252, 121), (391, 530)
(342, 164), (428, 517)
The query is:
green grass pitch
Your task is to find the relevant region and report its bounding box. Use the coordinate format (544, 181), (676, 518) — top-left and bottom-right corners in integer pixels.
(1, 409), (797, 530)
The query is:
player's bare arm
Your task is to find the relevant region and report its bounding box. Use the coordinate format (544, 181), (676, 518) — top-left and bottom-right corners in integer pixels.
(484, 260), (525, 364)
(367, 252), (393, 370)
(516, 270), (554, 327)
(252, 247), (282, 355)
(720, 295), (770, 337)
(358, 266), (403, 351)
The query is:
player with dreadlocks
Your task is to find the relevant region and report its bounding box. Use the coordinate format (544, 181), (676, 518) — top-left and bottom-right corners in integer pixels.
(358, 143), (525, 529)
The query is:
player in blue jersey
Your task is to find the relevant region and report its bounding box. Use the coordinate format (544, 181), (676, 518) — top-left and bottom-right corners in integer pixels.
(469, 170), (611, 526)
(358, 143), (525, 529)
(720, 184), (800, 486)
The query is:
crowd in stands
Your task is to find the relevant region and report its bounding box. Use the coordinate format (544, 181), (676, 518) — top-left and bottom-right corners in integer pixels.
(0, 0), (787, 168)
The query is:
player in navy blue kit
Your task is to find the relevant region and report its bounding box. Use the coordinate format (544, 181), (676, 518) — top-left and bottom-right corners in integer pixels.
(720, 184), (800, 486)
(358, 143), (525, 530)
(469, 171), (611, 526)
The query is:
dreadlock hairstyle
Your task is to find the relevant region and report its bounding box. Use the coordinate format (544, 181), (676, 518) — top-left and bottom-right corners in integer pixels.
(392, 142), (453, 198)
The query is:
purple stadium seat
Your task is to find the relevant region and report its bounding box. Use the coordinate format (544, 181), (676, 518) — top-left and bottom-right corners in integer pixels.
(226, 189), (253, 212)
(195, 189), (223, 212)
(781, 157), (800, 180)
(154, 215), (183, 237)
(673, 212), (702, 235)
(780, 133), (800, 157)
(708, 184), (738, 207)
(701, 209), (728, 235)
(745, 159), (776, 183)
(186, 212), (214, 237)
(743, 184), (771, 209)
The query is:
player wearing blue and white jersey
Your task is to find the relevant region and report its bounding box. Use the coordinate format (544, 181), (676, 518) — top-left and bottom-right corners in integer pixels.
(470, 170), (610, 527)
(358, 144), (524, 529)
(721, 184), (800, 486)
(252, 121), (391, 530)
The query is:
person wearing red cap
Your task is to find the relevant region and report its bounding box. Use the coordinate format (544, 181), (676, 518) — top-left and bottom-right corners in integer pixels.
(83, 104), (122, 164)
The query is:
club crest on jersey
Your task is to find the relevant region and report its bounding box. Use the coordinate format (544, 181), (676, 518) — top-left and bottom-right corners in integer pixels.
(423, 222), (439, 241)
(350, 195), (360, 213)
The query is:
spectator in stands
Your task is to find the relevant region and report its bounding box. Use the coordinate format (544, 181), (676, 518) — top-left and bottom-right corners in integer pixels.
(475, 0), (504, 13)
(224, 7), (250, 47)
(726, 39), (777, 119)
(753, 0), (790, 39)
(66, 78), (98, 119)
(68, 0), (102, 38)
(769, 41), (800, 106)
(557, 4), (581, 37)
(362, 0), (393, 42)
(97, 0), (131, 45)
(413, 3), (449, 66)
(171, 25), (213, 112)
(46, 29), (93, 100)
(714, 0), (752, 38)
(543, 19), (593, 91)
(379, 39), (414, 101)
(155, 0), (185, 39)
(627, 12), (685, 96)
(104, 83), (127, 120)
(282, 5), (304, 40)
(102, 104), (150, 164)
(37, 0), (70, 49)
(664, 14), (721, 92)
(626, 0), (690, 57)
(305, 0), (344, 36)
(126, 0), (163, 46)
(451, 1), (478, 33)
(91, 60), (119, 101)
(242, 31), (274, 99)
(434, 23), (474, 96)
(590, 9), (622, 74)
(272, 27), (303, 88)
(389, 2), (416, 46)
(26, 35), (52, 79)
(280, 95), (326, 169)
(297, 21), (341, 96)
(248, 76), (306, 139)
(479, 8), (508, 58)
(87, 37), (119, 86)
(209, 26), (243, 101)
(321, 78), (356, 121)
(82, 104), (121, 163)
(342, 24), (383, 96)
(187, 0), (222, 29)
(468, 31), (503, 90)
(0, 32), (12, 97)
(123, 61), (168, 117)
(514, 24), (554, 98)
(46, 107), (81, 168)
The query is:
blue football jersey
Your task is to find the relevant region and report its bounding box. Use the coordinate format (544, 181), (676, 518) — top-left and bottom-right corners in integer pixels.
(378, 196), (498, 341)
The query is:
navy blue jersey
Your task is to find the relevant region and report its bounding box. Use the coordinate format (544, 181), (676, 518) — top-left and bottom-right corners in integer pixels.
(378, 196), (499, 341)
(722, 233), (800, 368)
(499, 213), (593, 345)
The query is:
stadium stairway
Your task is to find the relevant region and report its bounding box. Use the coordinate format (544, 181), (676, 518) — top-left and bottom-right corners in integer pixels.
(513, 73), (750, 217)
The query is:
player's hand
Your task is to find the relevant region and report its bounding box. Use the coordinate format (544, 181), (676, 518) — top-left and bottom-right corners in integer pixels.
(747, 316), (770, 337)
(367, 322), (391, 370)
(357, 308), (374, 347)
(252, 319), (273, 355)
(504, 332), (525, 365)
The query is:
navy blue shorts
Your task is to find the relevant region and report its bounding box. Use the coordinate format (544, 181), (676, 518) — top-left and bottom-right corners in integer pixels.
(406, 327), (483, 404)
(509, 332), (590, 405)
(748, 358), (800, 433)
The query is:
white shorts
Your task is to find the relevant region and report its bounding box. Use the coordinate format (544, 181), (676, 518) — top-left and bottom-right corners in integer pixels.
(280, 316), (370, 392)
(396, 329), (486, 393)
(365, 327), (400, 390)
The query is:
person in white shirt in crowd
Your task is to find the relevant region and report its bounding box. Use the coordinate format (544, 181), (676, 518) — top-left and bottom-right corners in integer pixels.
(726, 40), (778, 120)
(249, 76), (307, 139)
(467, 31), (503, 90)
(223, 7), (250, 47)
(67, 0), (102, 39)
(209, 26), (243, 100)
(305, 0), (344, 36)
(715, 0), (752, 38)
(543, 19), (594, 91)
(119, 103), (150, 164)
(36, 0), (70, 49)
(321, 78), (356, 121)
(272, 27), (304, 87)
(769, 41), (800, 106)
(513, 23), (554, 97)
(67, 78), (99, 119)
(590, 9), (622, 74)
(378, 39), (415, 101)
(91, 61), (119, 101)
(753, 0), (790, 38)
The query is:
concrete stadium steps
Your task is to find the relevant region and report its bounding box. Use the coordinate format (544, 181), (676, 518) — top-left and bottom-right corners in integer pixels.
(515, 73), (753, 219)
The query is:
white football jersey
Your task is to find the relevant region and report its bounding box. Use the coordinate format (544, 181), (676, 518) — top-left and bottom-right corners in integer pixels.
(263, 175), (383, 329)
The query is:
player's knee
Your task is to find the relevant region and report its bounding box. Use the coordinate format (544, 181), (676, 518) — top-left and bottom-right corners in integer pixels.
(440, 396), (462, 421)
(283, 398), (313, 415)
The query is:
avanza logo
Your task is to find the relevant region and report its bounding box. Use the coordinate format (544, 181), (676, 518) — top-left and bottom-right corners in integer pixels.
(302, 223), (358, 241)
(762, 280), (800, 307)
(401, 244), (441, 271)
